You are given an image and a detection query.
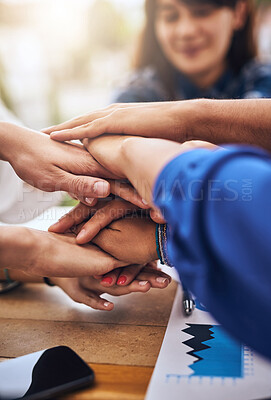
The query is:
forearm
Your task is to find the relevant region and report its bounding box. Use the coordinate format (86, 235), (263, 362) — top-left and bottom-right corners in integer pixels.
(120, 137), (216, 204)
(0, 226), (35, 271)
(186, 98), (271, 151)
(0, 268), (43, 283)
(0, 122), (16, 161)
(121, 137), (184, 203)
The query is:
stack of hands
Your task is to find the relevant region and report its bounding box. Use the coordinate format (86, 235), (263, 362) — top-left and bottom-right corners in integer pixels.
(0, 102), (216, 310)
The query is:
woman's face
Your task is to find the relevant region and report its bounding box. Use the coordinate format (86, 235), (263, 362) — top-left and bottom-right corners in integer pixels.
(155, 0), (245, 87)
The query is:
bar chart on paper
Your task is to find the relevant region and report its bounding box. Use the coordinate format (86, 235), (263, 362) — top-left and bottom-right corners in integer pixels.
(146, 286), (271, 400)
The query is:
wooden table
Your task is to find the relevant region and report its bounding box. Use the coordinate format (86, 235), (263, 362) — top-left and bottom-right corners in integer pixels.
(0, 280), (177, 399)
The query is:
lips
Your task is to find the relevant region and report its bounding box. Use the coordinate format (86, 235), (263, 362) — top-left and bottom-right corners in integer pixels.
(175, 44), (205, 57)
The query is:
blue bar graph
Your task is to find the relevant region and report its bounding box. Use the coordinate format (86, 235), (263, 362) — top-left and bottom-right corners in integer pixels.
(182, 324), (243, 378)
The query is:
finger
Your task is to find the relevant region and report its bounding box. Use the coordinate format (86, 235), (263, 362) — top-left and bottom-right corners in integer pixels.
(49, 202), (93, 233)
(137, 267), (172, 288)
(116, 264), (143, 286)
(43, 103), (141, 134)
(49, 118), (108, 141)
(119, 279), (151, 294)
(101, 279), (151, 295)
(145, 261), (159, 270)
(42, 113), (105, 134)
(100, 268), (121, 287)
(69, 195), (98, 207)
(76, 199), (138, 244)
(150, 208), (166, 224)
(79, 273), (151, 296)
(43, 106), (117, 135)
(50, 102), (164, 142)
(49, 109), (129, 142)
(61, 172), (110, 199)
(93, 275), (103, 280)
(46, 235), (127, 277)
(109, 180), (149, 209)
(75, 289), (114, 311)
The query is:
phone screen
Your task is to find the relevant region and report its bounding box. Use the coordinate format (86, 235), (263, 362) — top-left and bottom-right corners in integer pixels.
(0, 346), (94, 400)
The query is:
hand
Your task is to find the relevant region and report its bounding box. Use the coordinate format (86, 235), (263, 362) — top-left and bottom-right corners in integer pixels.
(43, 99), (271, 152)
(43, 101), (189, 142)
(49, 198), (143, 244)
(0, 122), (147, 207)
(53, 213), (158, 265)
(84, 135), (217, 204)
(0, 122), (114, 200)
(52, 264), (171, 311)
(66, 179), (148, 209)
(0, 226), (126, 277)
(97, 261), (170, 289)
(92, 215), (158, 265)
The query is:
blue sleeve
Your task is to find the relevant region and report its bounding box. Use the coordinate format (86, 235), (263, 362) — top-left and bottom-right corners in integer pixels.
(153, 146), (271, 359)
(111, 86), (166, 103)
(110, 67), (169, 103)
(241, 62), (271, 99)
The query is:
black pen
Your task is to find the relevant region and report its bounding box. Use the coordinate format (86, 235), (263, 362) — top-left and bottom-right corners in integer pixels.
(182, 284), (195, 316)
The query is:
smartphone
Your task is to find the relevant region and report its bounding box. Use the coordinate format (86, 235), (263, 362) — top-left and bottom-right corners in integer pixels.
(0, 346), (94, 400)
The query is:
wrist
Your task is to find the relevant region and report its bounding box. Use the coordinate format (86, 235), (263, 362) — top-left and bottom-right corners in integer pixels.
(0, 226), (36, 270)
(122, 136), (184, 203)
(177, 99), (214, 142)
(0, 268), (42, 283)
(0, 122), (17, 162)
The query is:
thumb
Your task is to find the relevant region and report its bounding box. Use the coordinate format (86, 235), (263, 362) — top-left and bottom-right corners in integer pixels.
(61, 173), (110, 199)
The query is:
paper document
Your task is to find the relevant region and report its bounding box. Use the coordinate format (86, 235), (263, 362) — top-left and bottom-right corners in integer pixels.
(146, 285), (271, 400)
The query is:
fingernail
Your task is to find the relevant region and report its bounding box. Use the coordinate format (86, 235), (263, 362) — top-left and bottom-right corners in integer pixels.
(142, 198), (148, 205)
(76, 229), (86, 242)
(156, 277), (168, 284)
(85, 197), (95, 205)
(50, 131), (57, 137)
(104, 301), (112, 308)
(117, 276), (127, 285)
(94, 181), (110, 196)
(101, 277), (113, 285)
(139, 281), (148, 286)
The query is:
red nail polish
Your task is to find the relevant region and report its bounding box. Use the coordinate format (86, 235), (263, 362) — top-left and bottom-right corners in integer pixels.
(117, 276), (127, 285)
(101, 277), (113, 285)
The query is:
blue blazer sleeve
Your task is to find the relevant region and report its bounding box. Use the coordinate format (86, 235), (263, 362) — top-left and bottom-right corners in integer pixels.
(153, 146), (271, 359)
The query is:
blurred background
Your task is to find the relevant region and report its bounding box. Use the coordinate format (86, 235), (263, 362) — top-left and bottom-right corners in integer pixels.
(0, 0), (270, 130)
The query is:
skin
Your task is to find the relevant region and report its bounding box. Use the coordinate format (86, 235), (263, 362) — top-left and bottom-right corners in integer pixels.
(0, 121), (146, 207)
(50, 207), (164, 288)
(0, 122), (111, 199)
(44, 99), (271, 152)
(49, 137), (216, 288)
(92, 217), (162, 288)
(0, 266), (171, 311)
(84, 136), (217, 205)
(49, 198), (143, 244)
(0, 226), (126, 277)
(155, 0), (246, 88)
(92, 216), (158, 265)
(0, 122), (149, 278)
(0, 221), (171, 311)
(50, 137), (216, 231)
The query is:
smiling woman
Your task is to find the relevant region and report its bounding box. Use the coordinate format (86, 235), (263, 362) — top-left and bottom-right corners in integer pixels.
(113, 0), (271, 103)
(154, 0), (249, 88)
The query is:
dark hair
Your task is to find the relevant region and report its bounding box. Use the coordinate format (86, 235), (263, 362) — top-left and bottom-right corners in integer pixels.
(133, 0), (257, 99)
